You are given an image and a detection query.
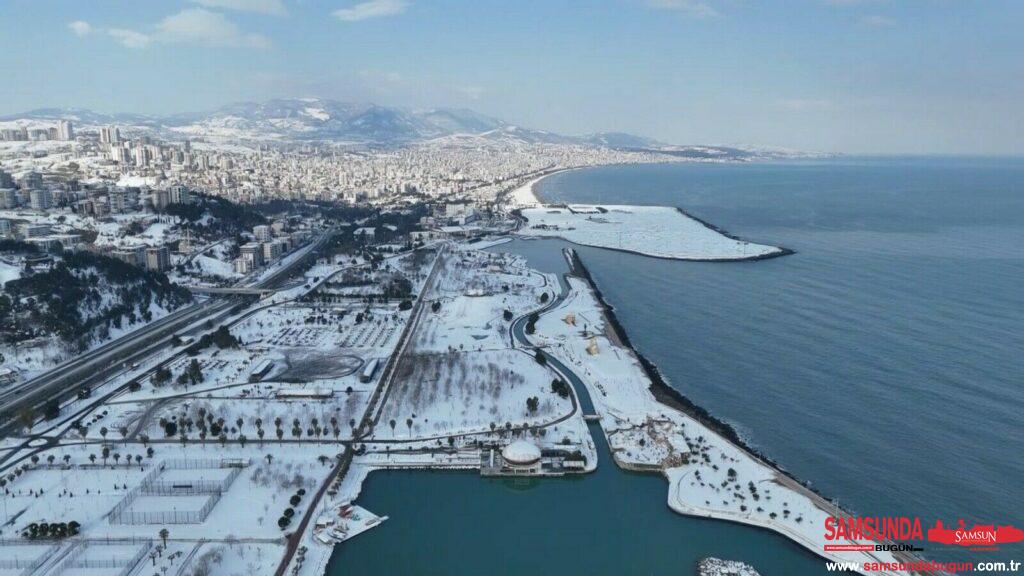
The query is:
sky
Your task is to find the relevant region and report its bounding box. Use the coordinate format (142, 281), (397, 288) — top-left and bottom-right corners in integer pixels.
(1, 0), (1022, 155)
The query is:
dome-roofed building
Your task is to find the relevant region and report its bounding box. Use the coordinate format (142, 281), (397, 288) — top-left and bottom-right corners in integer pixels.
(501, 439), (542, 474)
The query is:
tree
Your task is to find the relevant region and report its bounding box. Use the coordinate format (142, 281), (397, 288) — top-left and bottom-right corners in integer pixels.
(526, 397), (539, 414)
(534, 350), (546, 366)
(151, 366), (171, 387)
(188, 359), (204, 384)
(525, 312), (539, 335)
(389, 419), (396, 432)
(211, 325), (238, 349)
(503, 309), (513, 321)
(406, 418), (413, 435)
(18, 407), (35, 432)
(159, 528), (169, 547)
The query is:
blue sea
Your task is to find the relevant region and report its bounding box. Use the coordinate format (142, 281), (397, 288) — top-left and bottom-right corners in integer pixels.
(535, 157), (1024, 562)
(329, 157), (1023, 574)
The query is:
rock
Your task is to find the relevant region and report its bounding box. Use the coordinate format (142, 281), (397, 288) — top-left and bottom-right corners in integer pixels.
(697, 557), (761, 576)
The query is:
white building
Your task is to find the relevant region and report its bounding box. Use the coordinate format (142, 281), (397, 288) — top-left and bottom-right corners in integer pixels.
(500, 439), (543, 475)
(253, 225), (272, 242)
(57, 119), (74, 141)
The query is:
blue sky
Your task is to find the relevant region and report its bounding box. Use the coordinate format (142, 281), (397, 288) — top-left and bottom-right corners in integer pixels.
(1, 0), (1021, 154)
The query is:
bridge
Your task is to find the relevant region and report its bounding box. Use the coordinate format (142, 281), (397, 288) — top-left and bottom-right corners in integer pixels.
(189, 286), (275, 295)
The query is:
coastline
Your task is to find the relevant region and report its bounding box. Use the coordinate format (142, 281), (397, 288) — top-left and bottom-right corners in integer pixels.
(565, 249), (799, 481)
(564, 249), (933, 575)
(513, 165), (794, 263)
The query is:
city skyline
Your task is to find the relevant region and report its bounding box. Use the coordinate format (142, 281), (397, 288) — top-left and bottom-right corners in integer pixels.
(2, 1), (1023, 154)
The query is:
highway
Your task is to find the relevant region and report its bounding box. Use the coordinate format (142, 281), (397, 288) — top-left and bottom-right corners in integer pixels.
(0, 231), (333, 432)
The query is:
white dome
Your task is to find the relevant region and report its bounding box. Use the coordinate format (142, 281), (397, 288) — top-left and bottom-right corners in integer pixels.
(502, 439), (541, 465)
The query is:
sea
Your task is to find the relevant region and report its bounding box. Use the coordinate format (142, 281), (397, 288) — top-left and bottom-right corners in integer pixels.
(328, 157), (1023, 574)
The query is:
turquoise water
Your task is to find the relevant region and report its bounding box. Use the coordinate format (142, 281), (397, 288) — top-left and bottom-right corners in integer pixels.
(327, 424), (834, 575)
(328, 157), (1023, 573)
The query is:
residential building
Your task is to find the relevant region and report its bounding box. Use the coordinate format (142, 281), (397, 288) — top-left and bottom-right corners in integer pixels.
(57, 119), (74, 141)
(145, 246), (171, 271)
(253, 225), (272, 242)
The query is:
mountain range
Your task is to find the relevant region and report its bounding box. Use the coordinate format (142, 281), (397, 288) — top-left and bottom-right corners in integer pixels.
(1, 98), (809, 158)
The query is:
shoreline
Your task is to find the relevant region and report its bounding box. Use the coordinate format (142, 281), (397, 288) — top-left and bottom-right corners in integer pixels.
(512, 165), (795, 263)
(564, 249), (932, 575)
(564, 249), (806, 485)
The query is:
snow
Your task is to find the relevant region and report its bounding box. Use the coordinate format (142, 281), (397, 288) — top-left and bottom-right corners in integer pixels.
(115, 175), (158, 188)
(507, 175), (544, 208)
(699, 557), (761, 576)
(502, 438), (541, 463)
(519, 204), (786, 261)
(302, 107), (331, 122)
(0, 261), (20, 286)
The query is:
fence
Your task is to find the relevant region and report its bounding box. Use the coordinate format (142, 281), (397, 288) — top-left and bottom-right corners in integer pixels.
(108, 459), (246, 525)
(0, 544), (50, 572)
(52, 540), (151, 576)
(111, 492), (221, 525)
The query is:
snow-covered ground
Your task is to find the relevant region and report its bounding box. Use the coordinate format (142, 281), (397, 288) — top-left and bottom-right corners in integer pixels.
(376, 348), (572, 440)
(519, 204), (786, 260)
(506, 175), (545, 208)
(0, 261), (20, 286)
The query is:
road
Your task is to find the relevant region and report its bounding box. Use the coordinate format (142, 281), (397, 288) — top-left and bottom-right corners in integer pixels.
(272, 243), (447, 576)
(0, 231), (333, 432)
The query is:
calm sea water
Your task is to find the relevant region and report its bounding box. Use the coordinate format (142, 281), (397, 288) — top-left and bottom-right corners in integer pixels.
(329, 157), (1023, 573)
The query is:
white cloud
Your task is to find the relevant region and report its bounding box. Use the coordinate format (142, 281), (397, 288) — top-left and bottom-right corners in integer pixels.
(190, 0), (287, 16)
(108, 28), (152, 48)
(333, 0), (409, 22)
(643, 0), (720, 18)
(155, 8), (270, 47)
(101, 8), (270, 50)
(860, 14), (896, 28)
(68, 20), (92, 36)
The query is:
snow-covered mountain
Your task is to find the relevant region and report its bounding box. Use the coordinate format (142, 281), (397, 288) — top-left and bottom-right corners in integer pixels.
(1, 98), (824, 158)
(2, 99), (517, 145)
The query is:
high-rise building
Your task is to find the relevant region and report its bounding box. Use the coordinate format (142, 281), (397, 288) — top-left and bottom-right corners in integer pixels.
(253, 225), (272, 242)
(109, 189), (127, 213)
(112, 246), (145, 267)
(1, 189), (18, 209)
(0, 169), (13, 188)
(240, 243), (264, 268)
(150, 189), (169, 211)
(19, 171), (43, 190)
(57, 119), (74, 141)
(262, 240), (285, 262)
(29, 189), (52, 210)
(100, 126), (120, 144)
(168, 185), (191, 205)
(0, 219), (11, 238)
(110, 145), (129, 164)
(145, 246), (171, 272)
